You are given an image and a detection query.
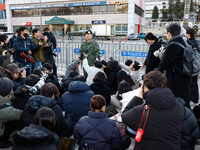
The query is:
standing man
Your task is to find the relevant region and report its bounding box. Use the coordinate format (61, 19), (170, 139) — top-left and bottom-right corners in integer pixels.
(43, 26), (57, 76)
(186, 27), (200, 104)
(31, 28), (48, 69)
(13, 26), (42, 76)
(158, 24), (192, 108)
(80, 30), (100, 77)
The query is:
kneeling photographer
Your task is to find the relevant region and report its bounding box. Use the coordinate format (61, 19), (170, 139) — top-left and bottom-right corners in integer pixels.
(6, 63), (28, 86)
(11, 73), (49, 110)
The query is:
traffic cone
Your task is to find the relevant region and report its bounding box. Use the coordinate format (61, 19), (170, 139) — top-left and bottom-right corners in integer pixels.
(124, 38), (125, 41)
(126, 38), (128, 41)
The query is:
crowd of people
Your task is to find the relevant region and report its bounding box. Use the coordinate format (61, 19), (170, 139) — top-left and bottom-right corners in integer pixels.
(0, 23), (199, 150)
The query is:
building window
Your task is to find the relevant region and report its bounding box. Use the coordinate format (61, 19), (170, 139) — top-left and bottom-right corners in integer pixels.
(21, 10), (27, 17)
(100, 5), (106, 14)
(33, 9), (39, 17)
(12, 10), (21, 17)
(11, 4), (128, 18)
(122, 3), (128, 13)
(115, 24), (127, 35)
(42, 8), (50, 16)
(115, 4), (122, 13)
(27, 9), (33, 17)
(135, 5), (144, 17)
(57, 7), (64, 15)
(64, 7), (71, 15)
(107, 5), (115, 14)
(91, 6), (99, 14)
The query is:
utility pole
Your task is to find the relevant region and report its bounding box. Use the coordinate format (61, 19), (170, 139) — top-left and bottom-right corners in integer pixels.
(183, 0), (191, 28)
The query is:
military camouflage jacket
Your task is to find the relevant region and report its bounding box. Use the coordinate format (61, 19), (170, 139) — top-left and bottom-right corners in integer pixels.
(80, 39), (100, 66)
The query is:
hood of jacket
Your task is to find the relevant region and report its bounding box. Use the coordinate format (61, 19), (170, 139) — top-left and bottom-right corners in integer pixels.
(0, 94), (13, 105)
(26, 95), (57, 113)
(11, 124), (58, 149)
(92, 81), (107, 86)
(68, 81), (90, 93)
(63, 77), (74, 88)
(143, 88), (176, 109)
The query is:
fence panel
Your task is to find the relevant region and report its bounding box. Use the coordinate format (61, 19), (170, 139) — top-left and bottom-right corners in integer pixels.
(55, 41), (149, 73)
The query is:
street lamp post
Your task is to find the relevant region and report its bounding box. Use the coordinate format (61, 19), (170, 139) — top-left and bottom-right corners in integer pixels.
(40, 0), (42, 31)
(183, 0), (191, 28)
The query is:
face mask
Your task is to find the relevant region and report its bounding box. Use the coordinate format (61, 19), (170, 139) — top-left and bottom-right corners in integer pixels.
(23, 33), (29, 37)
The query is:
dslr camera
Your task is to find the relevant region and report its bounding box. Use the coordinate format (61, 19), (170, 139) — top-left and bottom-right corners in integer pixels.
(153, 47), (166, 60)
(23, 74), (49, 95)
(19, 65), (30, 73)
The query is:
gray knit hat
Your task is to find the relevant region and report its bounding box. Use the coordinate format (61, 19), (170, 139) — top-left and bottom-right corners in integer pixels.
(0, 77), (14, 97)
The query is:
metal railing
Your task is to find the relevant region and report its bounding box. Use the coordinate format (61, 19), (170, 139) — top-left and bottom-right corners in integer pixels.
(55, 41), (149, 73)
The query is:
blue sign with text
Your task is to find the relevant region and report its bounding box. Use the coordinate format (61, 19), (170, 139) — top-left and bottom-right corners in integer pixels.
(68, 1), (107, 7)
(10, 5), (35, 10)
(92, 20), (106, 24)
(55, 48), (61, 53)
(74, 48), (105, 55)
(121, 51), (148, 57)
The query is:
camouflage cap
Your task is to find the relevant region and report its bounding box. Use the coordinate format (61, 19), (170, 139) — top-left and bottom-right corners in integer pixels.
(85, 30), (93, 35)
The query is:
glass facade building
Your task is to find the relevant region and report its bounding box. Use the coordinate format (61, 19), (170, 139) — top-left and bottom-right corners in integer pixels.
(0, 0), (6, 19)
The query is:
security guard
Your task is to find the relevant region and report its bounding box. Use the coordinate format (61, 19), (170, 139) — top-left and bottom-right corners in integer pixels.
(80, 30), (100, 77)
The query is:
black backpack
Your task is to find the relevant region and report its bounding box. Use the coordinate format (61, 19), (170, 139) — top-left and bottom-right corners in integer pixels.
(171, 41), (200, 77)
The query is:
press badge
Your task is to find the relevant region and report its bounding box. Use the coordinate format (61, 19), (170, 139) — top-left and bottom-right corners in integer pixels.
(135, 128), (144, 142)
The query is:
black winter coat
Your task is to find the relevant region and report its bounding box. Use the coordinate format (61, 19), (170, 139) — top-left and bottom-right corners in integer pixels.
(122, 88), (185, 150)
(11, 87), (31, 110)
(159, 37), (192, 108)
(102, 60), (121, 94)
(49, 32), (57, 49)
(43, 39), (55, 63)
(13, 34), (40, 62)
(90, 81), (111, 106)
(144, 41), (161, 74)
(11, 124), (61, 150)
(20, 96), (68, 137)
(188, 36), (200, 51)
(74, 111), (122, 150)
(9, 34), (17, 49)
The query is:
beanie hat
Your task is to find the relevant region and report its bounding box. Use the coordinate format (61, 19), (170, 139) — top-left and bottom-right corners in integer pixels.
(0, 77), (14, 97)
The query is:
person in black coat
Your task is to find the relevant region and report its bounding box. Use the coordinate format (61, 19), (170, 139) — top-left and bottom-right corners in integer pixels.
(158, 24), (192, 108)
(20, 83), (69, 137)
(11, 107), (61, 150)
(43, 26), (57, 50)
(90, 72), (111, 106)
(59, 79), (94, 125)
(11, 74), (40, 110)
(43, 27), (57, 76)
(74, 95), (130, 150)
(122, 71), (198, 150)
(9, 29), (20, 62)
(186, 27), (200, 104)
(143, 32), (161, 74)
(102, 60), (121, 94)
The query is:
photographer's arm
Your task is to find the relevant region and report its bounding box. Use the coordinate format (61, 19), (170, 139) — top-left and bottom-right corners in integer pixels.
(119, 62), (131, 72)
(82, 58), (91, 73)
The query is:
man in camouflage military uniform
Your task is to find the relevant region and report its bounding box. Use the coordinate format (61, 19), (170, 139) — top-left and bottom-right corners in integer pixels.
(80, 30), (100, 77)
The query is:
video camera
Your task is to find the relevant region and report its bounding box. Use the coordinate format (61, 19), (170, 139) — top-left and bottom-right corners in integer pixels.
(23, 74), (49, 95)
(19, 65), (30, 73)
